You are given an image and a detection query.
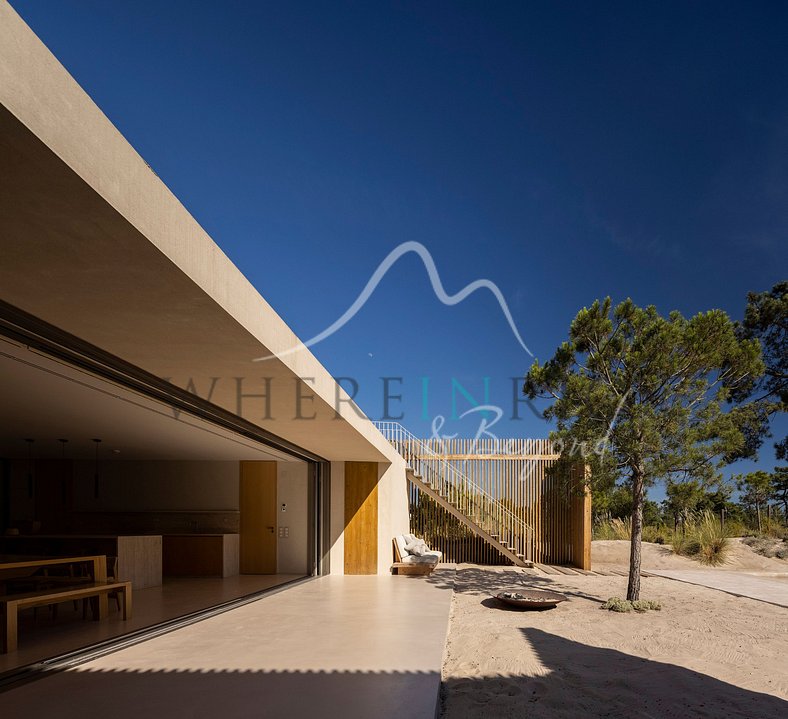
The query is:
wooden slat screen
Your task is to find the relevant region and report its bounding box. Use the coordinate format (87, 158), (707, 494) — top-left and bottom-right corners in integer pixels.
(408, 438), (588, 566)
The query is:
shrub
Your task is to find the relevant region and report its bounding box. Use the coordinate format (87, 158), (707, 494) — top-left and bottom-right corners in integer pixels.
(723, 519), (748, 538)
(642, 525), (669, 544)
(743, 535), (788, 560)
(593, 516), (632, 541)
(601, 597), (661, 613)
(669, 510), (730, 566)
(594, 519), (671, 545)
(698, 537), (728, 565)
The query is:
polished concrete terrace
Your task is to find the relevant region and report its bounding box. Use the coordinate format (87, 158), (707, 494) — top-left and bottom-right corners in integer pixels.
(0, 574), (303, 675)
(0, 571), (456, 718)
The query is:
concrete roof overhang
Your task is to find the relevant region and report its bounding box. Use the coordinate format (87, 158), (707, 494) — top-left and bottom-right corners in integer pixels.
(0, 2), (394, 463)
(0, 336), (301, 462)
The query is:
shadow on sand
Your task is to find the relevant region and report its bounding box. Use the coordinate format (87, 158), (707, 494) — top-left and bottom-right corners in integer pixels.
(434, 564), (607, 604)
(442, 627), (788, 718)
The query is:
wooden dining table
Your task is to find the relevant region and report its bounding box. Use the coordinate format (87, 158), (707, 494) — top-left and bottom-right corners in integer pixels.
(0, 555), (109, 617)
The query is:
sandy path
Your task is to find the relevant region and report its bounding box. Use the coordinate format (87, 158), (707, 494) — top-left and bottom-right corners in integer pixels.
(441, 566), (788, 718)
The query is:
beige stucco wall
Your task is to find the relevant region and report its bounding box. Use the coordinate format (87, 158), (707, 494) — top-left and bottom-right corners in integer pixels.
(328, 461), (345, 575)
(375, 458), (411, 574)
(276, 461), (309, 575)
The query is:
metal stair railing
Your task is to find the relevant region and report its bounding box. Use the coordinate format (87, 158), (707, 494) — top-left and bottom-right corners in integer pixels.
(374, 421), (533, 561)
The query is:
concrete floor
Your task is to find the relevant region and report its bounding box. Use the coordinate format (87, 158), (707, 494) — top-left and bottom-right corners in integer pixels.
(0, 574), (302, 674)
(0, 570), (456, 718)
(647, 569), (788, 607)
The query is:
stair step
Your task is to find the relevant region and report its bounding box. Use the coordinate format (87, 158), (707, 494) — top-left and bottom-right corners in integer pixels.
(407, 470), (531, 569)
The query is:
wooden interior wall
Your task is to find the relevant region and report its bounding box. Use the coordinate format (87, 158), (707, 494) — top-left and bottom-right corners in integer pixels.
(239, 460), (277, 574)
(343, 461), (378, 575)
(411, 439), (591, 566)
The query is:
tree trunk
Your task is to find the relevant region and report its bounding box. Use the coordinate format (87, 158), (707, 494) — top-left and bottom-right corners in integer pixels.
(627, 466), (645, 601)
(756, 502), (762, 533)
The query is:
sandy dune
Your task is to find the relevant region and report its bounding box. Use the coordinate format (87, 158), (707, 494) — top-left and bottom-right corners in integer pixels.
(592, 537), (788, 572)
(441, 562), (788, 718)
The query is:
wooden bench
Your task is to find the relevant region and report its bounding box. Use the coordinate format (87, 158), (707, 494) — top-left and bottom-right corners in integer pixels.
(391, 562), (436, 576)
(391, 536), (441, 576)
(1, 581), (132, 653)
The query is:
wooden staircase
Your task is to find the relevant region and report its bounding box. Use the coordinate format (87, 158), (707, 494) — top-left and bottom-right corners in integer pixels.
(407, 468), (528, 567)
(375, 421), (533, 568)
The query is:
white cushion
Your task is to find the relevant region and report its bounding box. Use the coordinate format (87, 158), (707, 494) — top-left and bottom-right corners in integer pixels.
(402, 552), (441, 564)
(405, 540), (429, 556)
(394, 535), (410, 560)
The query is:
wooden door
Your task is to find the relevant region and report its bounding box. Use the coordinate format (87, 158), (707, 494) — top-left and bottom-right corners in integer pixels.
(344, 461), (378, 574)
(240, 461), (277, 574)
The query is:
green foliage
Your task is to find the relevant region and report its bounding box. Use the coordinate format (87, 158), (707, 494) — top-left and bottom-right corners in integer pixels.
(733, 281), (787, 459)
(669, 510), (731, 566)
(720, 517), (748, 538)
(594, 509), (730, 565)
(736, 470), (774, 532)
(524, 297), (763, 599)
(593, 482), (662, 526)
(594, 517), (669, 543)
(592, 484), (633, 520)
(772, 466), (788, 520)
(594, 517), (632, 540)
(642, 525), (669, 544)
(601, 597), (662, 613)
(664, 480), (706, 524)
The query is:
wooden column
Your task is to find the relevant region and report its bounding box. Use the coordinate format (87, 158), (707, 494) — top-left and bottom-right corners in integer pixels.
(344, 461), (378, 575)
(570, 464), (592, 570)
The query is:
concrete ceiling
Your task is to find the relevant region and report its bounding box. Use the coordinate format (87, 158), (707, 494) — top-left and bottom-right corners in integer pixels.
(0, 4), (397, 464)
(0, 337), (299, 462)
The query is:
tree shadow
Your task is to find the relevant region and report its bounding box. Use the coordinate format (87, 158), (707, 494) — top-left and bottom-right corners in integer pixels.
(446, 565), (608, 604)
(398, 566), (457, 592)
(442, 628), (788, 718)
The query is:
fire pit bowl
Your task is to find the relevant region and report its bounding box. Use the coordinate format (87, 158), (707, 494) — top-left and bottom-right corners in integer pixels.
(494, 590), (568, 610)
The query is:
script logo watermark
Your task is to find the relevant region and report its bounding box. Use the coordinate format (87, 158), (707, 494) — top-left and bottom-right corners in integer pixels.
(252, 241), (533, 362)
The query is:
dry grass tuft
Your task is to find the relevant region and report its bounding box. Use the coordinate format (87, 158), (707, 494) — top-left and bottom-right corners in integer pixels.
(601, 597), (662, 613)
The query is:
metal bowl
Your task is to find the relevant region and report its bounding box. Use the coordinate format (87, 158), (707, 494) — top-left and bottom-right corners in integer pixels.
(494, 590), (568, 609)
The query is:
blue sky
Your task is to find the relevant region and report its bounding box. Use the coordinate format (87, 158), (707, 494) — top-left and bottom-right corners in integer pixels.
(10, 1), (787, 487)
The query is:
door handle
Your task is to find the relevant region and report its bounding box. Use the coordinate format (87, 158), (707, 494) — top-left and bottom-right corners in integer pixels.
(267, 526), (275, 533)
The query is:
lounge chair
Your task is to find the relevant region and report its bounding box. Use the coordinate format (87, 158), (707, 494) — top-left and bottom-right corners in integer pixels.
(392, 533), (442, 575)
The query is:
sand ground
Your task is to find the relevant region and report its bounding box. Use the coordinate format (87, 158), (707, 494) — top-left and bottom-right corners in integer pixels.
(440, 541), (788, 718)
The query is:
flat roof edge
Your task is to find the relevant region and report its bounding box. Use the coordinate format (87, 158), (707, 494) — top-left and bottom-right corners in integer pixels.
(0, 2), (398, 463)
